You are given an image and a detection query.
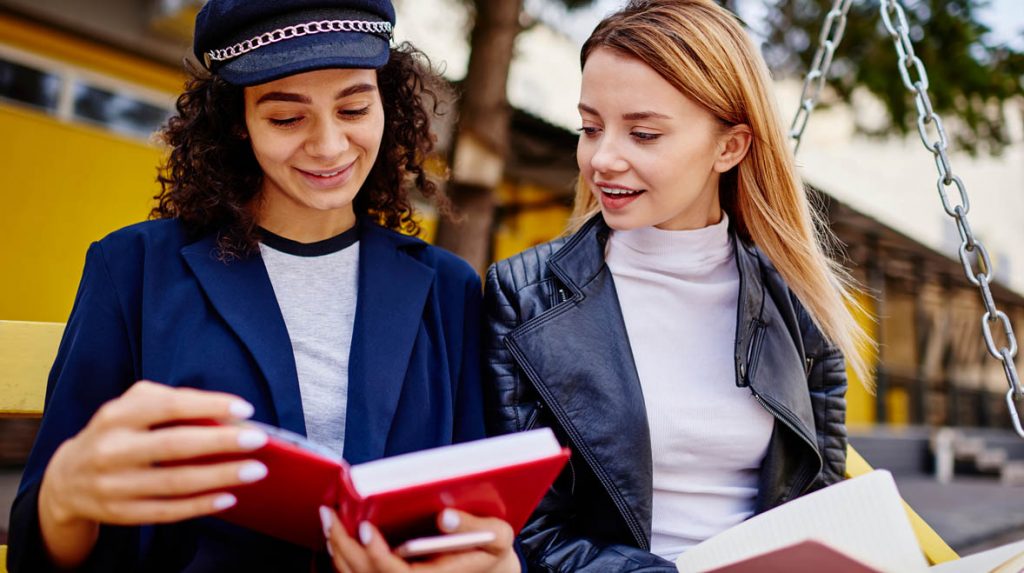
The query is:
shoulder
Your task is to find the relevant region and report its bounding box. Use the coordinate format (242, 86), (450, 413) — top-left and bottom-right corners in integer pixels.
(366, 224), (480, 289)
(488, 235), (570, 295)
(93, 219), (191, 260)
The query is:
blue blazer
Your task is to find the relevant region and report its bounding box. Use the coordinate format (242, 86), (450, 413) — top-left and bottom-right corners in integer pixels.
(8, 218), (485, 572)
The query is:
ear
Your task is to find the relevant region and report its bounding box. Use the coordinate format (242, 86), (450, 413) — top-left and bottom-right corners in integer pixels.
(713, 124), (752, 173)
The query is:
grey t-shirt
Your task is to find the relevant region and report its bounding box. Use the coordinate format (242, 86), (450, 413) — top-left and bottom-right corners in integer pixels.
(258, 226), (359, 457)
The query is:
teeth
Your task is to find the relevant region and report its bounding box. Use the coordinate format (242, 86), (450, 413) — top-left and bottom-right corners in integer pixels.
(599, 186), (642, 195)
(314, 169), (342, 178)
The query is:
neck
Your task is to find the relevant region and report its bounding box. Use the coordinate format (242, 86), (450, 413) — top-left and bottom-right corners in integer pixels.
(255, 205), (357, 243)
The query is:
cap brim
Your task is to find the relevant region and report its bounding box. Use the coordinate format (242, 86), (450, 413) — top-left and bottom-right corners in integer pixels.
(218, 31), (390, 87)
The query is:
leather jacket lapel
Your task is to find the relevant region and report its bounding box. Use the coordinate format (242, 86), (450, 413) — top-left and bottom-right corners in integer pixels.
(505, 217), (654, 549)
(732, 239), (822, 509)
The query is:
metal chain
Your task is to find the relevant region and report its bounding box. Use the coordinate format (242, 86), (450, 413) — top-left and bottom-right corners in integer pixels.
(878, 0), (1023, 437)
(789, 0), (855, 153)
(789, 0), (1023, 437)
(204, 20), (394, 68)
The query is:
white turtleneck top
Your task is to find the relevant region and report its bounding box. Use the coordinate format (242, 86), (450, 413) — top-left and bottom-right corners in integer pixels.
(605, 214), (775, 562)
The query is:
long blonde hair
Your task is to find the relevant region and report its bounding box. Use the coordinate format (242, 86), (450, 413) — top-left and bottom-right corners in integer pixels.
(572, 0), (872, 383)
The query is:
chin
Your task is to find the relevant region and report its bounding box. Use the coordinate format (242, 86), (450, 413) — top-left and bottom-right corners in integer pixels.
(600, 210), (652, 232)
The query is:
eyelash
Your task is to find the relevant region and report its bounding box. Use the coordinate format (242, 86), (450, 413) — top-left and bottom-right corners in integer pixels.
(267, 107), (371, 127)
(577, 126), (661, 142)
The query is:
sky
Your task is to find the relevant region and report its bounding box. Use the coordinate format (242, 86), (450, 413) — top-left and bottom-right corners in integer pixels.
(527, 0), (1024, 50)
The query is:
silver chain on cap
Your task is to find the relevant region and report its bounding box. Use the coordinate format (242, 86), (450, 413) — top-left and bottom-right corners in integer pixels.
(204, 19), (394, 68)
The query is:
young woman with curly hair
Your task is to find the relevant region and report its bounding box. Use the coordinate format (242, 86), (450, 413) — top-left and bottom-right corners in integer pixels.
(8, 1), (519, 572)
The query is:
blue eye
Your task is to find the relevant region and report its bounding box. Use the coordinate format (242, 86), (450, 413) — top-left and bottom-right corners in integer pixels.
(631, 131), (661, 141)
(577, 126), (600, 136)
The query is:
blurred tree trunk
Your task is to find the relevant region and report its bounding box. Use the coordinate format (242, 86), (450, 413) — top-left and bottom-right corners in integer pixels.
(434, 0), (523, 275)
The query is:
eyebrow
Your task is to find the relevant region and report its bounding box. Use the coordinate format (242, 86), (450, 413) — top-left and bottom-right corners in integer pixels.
(577, 103), (671, 121)
(256, 83), (378, 105)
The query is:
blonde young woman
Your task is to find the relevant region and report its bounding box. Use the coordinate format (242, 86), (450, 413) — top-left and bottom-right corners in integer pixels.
(484, 0), (870, 570)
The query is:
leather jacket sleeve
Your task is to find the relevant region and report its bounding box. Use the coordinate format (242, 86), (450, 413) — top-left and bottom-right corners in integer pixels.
(483, 263), (676, 573)
(791, 291), (848, 491)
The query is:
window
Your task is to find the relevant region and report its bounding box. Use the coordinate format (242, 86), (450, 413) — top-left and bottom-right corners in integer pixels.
(72, 83), (172, 138)
(0, 48), (173, 142)
(0, 58), (60, 112)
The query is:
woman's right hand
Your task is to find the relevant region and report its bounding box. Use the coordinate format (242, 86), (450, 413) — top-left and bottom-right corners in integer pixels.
(37, 380), (271, 568)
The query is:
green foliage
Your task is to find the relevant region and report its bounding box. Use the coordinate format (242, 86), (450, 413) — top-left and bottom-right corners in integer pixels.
(762, 0), (1023, 155)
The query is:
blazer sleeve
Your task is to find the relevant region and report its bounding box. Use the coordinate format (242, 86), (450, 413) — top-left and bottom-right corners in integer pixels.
(483, 264), (676, 573)
(7, 242), (141, 573)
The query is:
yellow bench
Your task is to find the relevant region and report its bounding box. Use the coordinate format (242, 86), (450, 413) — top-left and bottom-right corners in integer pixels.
(0, 320), (957, 569)
(1, 320), (60, 573)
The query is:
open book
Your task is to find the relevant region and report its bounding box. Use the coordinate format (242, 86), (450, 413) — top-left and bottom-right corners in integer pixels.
(675, 470), (1024, 573)
(214, 426), (569, 548)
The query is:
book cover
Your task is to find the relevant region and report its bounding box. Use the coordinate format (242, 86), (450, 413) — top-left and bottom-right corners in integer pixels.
(215, 426), (570, 549)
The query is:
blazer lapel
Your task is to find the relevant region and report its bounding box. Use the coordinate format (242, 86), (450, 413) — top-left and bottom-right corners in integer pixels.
(505, 218), (654, 549)
(180, 236), (306, 435)
(343, 220), (434, 464)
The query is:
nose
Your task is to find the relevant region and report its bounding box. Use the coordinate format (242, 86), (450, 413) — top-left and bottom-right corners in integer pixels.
(587, 133), (628, 174)
(304, 118), (350, 160)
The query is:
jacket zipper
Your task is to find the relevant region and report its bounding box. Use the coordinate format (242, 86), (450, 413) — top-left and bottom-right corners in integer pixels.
(738, 320), (766, 387)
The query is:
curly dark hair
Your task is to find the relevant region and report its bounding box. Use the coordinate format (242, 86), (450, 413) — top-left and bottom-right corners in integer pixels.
(153, 43), (452, 259)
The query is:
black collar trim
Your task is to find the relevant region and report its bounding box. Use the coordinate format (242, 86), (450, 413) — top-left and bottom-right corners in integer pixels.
(257, 225), (359, 257)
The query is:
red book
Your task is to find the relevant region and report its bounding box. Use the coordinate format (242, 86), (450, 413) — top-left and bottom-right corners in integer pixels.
(704, 540), (882, 573)
(215, 426), (570, 549)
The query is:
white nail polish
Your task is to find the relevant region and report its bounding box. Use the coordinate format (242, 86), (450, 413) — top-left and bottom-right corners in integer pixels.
(229, 400), (255, 419)
(213, 493), (237, 510)
(237, 429), (268, 450)
(359, 521), (373, 546)
(440, 509), (460, 532)
(238, 461), (268, 483)
(319, 506), (333, 538)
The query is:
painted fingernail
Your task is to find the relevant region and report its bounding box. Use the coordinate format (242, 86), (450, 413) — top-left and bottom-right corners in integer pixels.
(237, 429), (268, 450)
(359, 521), (373, 546)
(213, 493), (237, 510)
(440, 508), (460, 532)
(319, 506), (333, 538)
(229, 400), (255, 419)
(238, 461), (268, 483)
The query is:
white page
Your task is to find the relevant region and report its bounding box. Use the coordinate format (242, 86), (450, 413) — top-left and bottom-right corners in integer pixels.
(349, 428), (562, 496)
(675, 470), (930, 573)
(929, 538), (1024, 573)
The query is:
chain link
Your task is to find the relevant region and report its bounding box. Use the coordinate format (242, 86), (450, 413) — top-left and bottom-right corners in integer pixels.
(789, 0), (854, 153)
(878, 0), (1022, 436)
(204, 20), (394, 68)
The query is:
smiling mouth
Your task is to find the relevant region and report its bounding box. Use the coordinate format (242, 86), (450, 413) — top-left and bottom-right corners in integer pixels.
(597, 185), (645, 196)
(300, 164), (352, 178)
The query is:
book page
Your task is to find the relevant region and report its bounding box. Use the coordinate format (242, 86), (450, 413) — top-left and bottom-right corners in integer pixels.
(929, 538), (1024, 573)
(675, 471), (930, 573)
(349, 428), (562, 496)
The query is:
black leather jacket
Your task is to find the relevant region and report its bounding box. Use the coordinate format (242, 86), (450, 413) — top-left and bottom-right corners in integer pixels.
(484, 215), (848, 572)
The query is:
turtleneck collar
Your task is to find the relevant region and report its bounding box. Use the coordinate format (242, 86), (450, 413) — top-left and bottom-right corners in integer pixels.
(607, 213), (734, 276)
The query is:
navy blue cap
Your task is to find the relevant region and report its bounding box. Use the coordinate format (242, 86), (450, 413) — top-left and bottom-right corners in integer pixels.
(193, 0), (396, 86)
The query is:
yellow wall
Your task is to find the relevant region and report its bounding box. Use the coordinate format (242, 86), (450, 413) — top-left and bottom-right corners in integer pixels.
(846, 289), (880, 425)
(0, 16), (182, 323)
(0, 104), (163, 322)
(494, 182), (571, 261)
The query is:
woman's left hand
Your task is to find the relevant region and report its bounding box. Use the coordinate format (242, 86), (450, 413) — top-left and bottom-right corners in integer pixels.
(321, 507), (520, 573)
